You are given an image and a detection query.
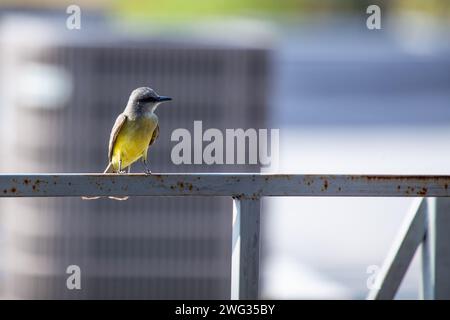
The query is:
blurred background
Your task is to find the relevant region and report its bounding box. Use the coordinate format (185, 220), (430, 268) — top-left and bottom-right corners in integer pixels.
(0, 0), (449, 299)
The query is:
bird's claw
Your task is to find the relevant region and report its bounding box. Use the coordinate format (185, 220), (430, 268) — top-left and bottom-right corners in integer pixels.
(144, 169), (152, 175)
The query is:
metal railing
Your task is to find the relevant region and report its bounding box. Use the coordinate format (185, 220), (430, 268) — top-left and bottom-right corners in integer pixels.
(1, 173), (450, 299)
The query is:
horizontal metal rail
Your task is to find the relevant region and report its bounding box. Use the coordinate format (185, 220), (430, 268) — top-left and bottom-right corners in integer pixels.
(0, 174), (450, 198)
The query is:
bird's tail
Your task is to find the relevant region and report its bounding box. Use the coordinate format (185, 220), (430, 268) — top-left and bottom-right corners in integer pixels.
(81, 163), (129, 201)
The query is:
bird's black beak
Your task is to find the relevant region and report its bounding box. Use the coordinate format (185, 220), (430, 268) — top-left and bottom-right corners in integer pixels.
(157, 96), (172, 102)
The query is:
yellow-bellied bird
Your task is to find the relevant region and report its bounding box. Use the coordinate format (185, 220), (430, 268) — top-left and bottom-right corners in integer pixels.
(83, 87), (172, 200)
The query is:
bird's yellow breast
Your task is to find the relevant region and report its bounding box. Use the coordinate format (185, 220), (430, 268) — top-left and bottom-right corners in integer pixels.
(111, 114), (158, 170)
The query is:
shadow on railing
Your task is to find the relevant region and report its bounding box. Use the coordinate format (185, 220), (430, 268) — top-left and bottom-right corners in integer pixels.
(1, 173), (450, 299)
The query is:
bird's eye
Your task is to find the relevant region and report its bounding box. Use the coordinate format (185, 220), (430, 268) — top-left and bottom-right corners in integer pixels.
(139, 96), (156, 103)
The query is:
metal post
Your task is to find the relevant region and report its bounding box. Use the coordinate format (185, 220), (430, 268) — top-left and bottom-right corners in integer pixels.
(231, 197), (261, 300)
(421, 197), (450, 299)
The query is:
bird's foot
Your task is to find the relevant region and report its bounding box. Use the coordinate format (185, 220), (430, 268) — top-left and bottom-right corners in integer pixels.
(118, 170), (127, 174)
(144, 169), (152, 175)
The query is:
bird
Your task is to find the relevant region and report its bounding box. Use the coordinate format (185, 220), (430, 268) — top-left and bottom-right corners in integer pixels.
(82, 87), (172, 201)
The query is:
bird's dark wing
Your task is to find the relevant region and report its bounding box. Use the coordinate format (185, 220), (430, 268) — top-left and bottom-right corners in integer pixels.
(108, 113), (128, 162)
(148, 123), (159, 148)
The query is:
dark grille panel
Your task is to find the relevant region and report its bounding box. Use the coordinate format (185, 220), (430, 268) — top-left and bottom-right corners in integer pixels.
(0, 22), (269, 299)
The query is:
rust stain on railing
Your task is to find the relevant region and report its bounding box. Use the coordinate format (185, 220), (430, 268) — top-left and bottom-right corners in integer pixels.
(1, 174), (450, 198)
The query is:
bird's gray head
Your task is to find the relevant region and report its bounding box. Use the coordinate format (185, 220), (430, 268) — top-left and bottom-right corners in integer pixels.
(126, 87), (172, 114)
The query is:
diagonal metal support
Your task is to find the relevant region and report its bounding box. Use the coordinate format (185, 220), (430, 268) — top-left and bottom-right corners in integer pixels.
(367, 198), (427, 300)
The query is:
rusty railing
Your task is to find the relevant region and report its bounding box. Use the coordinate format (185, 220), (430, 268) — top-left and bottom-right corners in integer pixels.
(1, 173), (449, 299)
